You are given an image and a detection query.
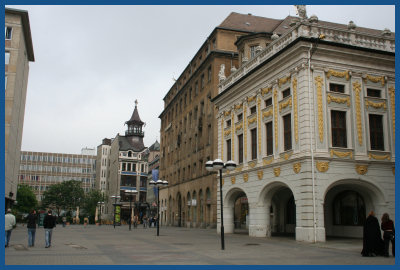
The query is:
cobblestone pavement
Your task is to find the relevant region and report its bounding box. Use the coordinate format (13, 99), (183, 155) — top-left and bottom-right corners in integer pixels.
(4, 224), (395, 265)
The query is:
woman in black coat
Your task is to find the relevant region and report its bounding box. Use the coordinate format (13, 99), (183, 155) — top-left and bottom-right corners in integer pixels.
(361, 211), (384, 256)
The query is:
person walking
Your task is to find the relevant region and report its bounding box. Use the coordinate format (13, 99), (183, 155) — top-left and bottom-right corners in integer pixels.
(381, 213), (395, 257)
(43, 210), (56, 248)
(361, 211), (384, 257)
(133, 215), (138, 229)
(5, 208), (16, 248)
(26, 209), (37, 247)
(143, 215), (148, 228)
(62, 216), (67, 227)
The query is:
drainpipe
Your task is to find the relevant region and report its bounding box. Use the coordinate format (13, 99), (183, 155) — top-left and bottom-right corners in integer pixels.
(308, 44), (317, 243)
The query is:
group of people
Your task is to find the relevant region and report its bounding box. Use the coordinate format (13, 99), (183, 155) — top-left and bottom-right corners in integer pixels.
(362, 211), (395, 257)
(5, 209), (57, 248)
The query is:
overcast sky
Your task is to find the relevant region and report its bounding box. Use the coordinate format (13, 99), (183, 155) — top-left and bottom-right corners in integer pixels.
(6, 5), (395, 154)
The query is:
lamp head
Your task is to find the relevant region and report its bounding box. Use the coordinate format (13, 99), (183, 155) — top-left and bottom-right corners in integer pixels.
(205, 160), (214, 172)
(213, 159), (224, 170)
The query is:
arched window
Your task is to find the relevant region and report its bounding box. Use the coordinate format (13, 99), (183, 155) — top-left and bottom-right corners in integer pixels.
(333, 190), (366, 226)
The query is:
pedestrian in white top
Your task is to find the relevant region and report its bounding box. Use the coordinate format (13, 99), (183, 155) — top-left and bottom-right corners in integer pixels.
(5, 208), (16, 247)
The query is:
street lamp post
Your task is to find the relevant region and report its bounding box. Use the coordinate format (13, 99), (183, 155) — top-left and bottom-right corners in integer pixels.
(97, 201), (104, 225)
(149, 179), (168, 236)
(125, 189), (138, 231)
(111, 195), (121, 229)
(205, 159), (236, 250)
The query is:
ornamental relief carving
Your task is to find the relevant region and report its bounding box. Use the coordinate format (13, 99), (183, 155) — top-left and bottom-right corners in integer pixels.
(279, 98), (292, 112)
(368, 153), (391, 160)
(224, 110), (231, 117)
(263, 157), (274, 166)
(235, 166), (243, 172)
(325, 69), (351, 80)
(234, 103), (243, 111)
(292, 78), (299, 143)
(248, 160), (257, 168)
(327, 94), (350, 107)
(247, 95), (257, 104)
(316, 161), (329, 172)
(315, 76), (324, 143)
(262, 87), (272, 96)
(257, 170), (264, 180)
(353, 81), (363, 146)
(278, 76), (291, 87)
(365, 99), (387, 110)
(293, 163), (301, 174)
(231, 177), (236, 184)
(274, 167), (281, 177)
(244, 104), (247, 159)
(231, 112), (235, 160)
(355, 165), (368, 175)
(363, 74), (386, 86)
(263, 108), (273, 119)
(330, 149), (353, 159)
(389, 86), (395, 140)
(274, 90), (278, 148)
(235, 122), (243, 132)
(243, 173), (249, 182)
(248, 116), (257, 125)
(392, 167), (395, 175)
(258, 97), (262, 155)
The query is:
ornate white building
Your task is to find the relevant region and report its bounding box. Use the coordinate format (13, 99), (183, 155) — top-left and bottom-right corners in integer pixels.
(213, 11), (395, 242)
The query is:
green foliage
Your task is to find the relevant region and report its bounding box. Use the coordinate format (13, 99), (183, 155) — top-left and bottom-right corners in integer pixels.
(41, 180), (85, 216)
(82, 189), (104, 222)
(16, 184), (38, 213)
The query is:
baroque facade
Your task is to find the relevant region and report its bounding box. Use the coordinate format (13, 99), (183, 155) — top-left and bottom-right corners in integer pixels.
(213, 11), (395, 242)
(5, 8), (35, 209)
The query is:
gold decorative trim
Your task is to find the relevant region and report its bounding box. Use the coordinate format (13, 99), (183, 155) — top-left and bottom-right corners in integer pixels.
(353, 81), (363, 146)
(326, 69), (350, 80)
(247, 95), (257, 103)
(327, 94), (351, 107)
(263, 108), (273, 118)
(278, 76), (291, 87)
(235, 166), (243, 172)
(330, 149), (353, 159)
(248, 160), (257, 168)
(231, 112), (234, 160)
(248, 116), (257, 125)
(224, 130), (231, 136)
(293, 163), (301, 174)
(258, 97), (262, 155)
(364, 75), (385, 86)
(221, 118), (224, 159)
(243, 173), (249, 182)
(389, 87), (395, 140)
(392, 167), (395, 175)
(281, 152), (292, 161)
(257, 170), (263, 180)
(274, 167), (281, 177)
(316, 161), (329, 172)
(263, 157), (274, 166)
(279, 98), (292, 112)
(231, 177), (236, 184)
(315, 76), (324, 142)
(274, 90), (278, 148)
(235, 122), (243, 131)
(244, 104), (247, 159)
(293, 78), (298, 142)
(234, 103), (243, 111)
(365, 99), (387, 110)
(355, 165), (368, 175)
(262, 87), (272, 96)
(368, 153), (391, 160)
(224, 111), (231, 117)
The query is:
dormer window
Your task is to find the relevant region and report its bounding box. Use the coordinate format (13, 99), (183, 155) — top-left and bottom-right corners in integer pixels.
(250, 45), (259, 58)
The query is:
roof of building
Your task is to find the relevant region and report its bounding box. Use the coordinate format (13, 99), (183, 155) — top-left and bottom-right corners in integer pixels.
(149, 140), (160, 151)
(126, 101), (144, 126)
(5, 7), (35, 61)
(118, 136), (146, 152)
(219, 12), (284, 33)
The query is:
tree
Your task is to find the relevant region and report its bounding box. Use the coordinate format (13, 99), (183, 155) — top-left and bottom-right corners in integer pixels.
(41, 180), (84, 216)
(16, 184), (38, 213)
(82, 189), (104, 222)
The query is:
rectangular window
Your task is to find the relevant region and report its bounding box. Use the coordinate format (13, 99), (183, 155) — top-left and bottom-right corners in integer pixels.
(283, 114), (292, 151)
(201, 74), (205, 89)
(226, 119), (231, 127)
(237, 113), (243, 122)
(266, 122), (273, 156)
(208, 66), (212, 82)
(330, 83), (345, 93)
(195, 81), (199, 95)
(369, 114), (384, 150)
(265, 98), (272, 107)
(331, 110), (347, 148)
(250, 106), (257, 115)
(226, 139), (232, 161)
(238, 134), (243, 164)
(5, 26), (12, 40)
(5, 52), (10, 65)
(251, 128), (257, 160)
(282, 88), (291, 99)
(367, 88), (381, 98)
(250, 45), (258, 58)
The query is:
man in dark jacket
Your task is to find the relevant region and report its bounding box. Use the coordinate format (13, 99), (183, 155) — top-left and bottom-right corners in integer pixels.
(26, 209), (37, 247)
(43, 210), (56, 248)
(362, 211), (384, 256)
